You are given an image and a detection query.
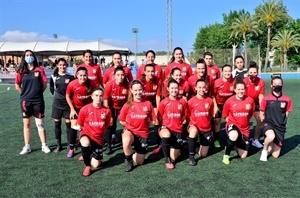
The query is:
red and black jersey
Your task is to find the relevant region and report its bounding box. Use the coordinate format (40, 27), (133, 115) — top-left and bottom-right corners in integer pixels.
(15, 66), (47, 101)
(136, 64), (164, 81)
(188, 96), (214, 132)
(164, 62), (193, 81)
(260, 93), (293, 132)
(244, 77), (265, 103)
(77, 63), (103, 87)
(140, 77), (162, 102)
(223, 95), (255, 137)
(163, 78), (189, 98)
(214, 78), (235, 105)
(158, 97), (187, 133)
(103, 80), (129, 109)
(188, 74), (214, 97)
(207, 65), (221, 80)
(78, 104), (111, 146)
(119, 101), (156, 138)
(66, 79), (96, 109)
(103, 66), (133, 84)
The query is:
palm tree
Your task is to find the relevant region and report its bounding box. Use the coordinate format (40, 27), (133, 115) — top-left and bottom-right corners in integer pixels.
(254, 0), (290, 72)
(271, 29), (300, 71)
(230, 13), (261, 66)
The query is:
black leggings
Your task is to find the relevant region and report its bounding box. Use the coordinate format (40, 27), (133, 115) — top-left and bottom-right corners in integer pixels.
(105, 108), (120, 146)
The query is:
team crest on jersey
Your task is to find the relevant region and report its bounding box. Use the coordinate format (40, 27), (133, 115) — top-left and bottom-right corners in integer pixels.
(245, 104), (251, 110)
(280, 102), (286, 108)
(230, 86), (234, 91)
(100, 112), (106, 119)
(182, 67), (186, 71)
(34, 72), (39, 77)
(65, 79), (70, 84)
(205, 103), (209, 109)
(122, 89), (127, 94)
(211, 70), (215, 74)
(179, 90), (183, 94)
(153, 85), (157, 90)
(93, 69), (97, 73)
(255, 86), (260, 91)
(155, 70), (158, 75)
(178, 104), (182, 110)
(143, 106), (148, 112)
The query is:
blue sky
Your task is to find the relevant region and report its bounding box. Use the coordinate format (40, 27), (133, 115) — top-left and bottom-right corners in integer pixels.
(0, 0), (299, 53)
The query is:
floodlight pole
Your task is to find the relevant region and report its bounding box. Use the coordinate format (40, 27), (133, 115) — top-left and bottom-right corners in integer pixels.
(132, 28), (138, 64)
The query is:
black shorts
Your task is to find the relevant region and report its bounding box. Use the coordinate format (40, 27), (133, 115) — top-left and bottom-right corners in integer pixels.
(51, 107), (70, 119)
(20, 100), (45, 118)
(198, 131), (213, 146)
(255, 102), (260, 112)
(261, 122), (284, 147)
(215, 104), (224, 119)
(80, 135), (103, 160)
(161, 127), (183, 149)
(226, 124), (250, 151)
(70, 108), (81, 120)
(150, 100), (157, 108)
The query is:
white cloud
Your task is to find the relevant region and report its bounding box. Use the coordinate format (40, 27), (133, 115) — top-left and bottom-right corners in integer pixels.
(0, 30), (69, 42)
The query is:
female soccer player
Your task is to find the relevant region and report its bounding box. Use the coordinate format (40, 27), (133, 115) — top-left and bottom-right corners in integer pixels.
(232, 55), (248, 79)
(77, 49), (103, 87)
(243, 61), (265, 148)
(103, 52), (133, 87)
(15, 50), (51, 154)
(164, 47), (193, 81)
(213, 64), (235, 148)
(187, 79), (214, 166)
(77, 88), (112, 176)
(259, 76), (293, 161)
(158, 79), (187, 169)
(203, 51), (220, 81)
(50, 58), (75, 153)
(222, 79), (255, 164)
(119, 80), (156, 172)
(103, 66), (129, 154)
(136, 50), (164, 81)
(66, 67), (96, 158)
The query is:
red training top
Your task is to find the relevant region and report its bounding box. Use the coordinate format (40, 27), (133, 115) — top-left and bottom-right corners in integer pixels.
(244, 77), (265, 104)
(136, 64), (164, 81)
(164, 62), (193, 81)
(77, 63), (103, 87)
(103, 80), (129, 109)
(140, 77), (162, 102)
(103, 66), (133, 84)
(163, 78), (190, 98)
(207, 65), (220, 80)
(214, 78), (235, 105)
(188, 74), (214, 97)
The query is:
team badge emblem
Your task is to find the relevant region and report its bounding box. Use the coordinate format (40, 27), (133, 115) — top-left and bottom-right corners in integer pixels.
(230, 86), (234, 91)
(65, 79), (70, 84)
(211, 70), (215, 74)
(255, 86), (260, 91)
(178, 104), (182, 110)
(100, 112), (106, 119)
(153, 85), (157, 90)
(245, 104), (251, 110)
(182, 67), (186, 71)
(122, 89), (127, 94)
(34, 72), (39, 77)
(143, 106), (148, 112)
(93, 69), (96, 73)
(205, 103), (209, 109)
(280, 102), (286, 108)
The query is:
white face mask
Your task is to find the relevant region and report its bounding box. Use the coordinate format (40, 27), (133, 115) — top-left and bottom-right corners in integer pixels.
(25, 56), (34, 64)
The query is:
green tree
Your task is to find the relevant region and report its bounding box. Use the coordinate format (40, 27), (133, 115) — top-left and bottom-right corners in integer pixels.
(271, 29), (300, 71)
(254, 0), (290, 72)
(284, 19), (300, 66)
(230, 13), (261, 66)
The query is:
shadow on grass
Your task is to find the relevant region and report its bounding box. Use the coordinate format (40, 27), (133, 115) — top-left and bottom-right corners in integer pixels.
(280, 135), (300, 157)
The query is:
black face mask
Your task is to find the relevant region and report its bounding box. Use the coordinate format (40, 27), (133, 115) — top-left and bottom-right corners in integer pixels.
(273, 85), (282, 93)
(248, 74), (257, 81)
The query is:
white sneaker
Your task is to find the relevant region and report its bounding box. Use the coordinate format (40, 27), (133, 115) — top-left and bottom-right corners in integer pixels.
(42, 145), (51, 153)
(252, 139), (263, 148)
(20, 146), (31, 155)
(260, 150), (268, 162)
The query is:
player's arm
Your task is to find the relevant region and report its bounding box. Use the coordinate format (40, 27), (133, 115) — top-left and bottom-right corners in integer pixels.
(259, 111), (265, 122)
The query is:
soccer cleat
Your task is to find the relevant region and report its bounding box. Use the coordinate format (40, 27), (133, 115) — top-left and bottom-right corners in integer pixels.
(252, 139), (263, 148)
(125, 161), (134, 172)
(189, 156), (197, 166)
(222, 155), (230, 165)
(260, 150), (268, 162)
(105, 146), (112, 155)
(42, 145), (51, 153)
(54, 145), (62, 153)
(20, 146), (31, 155)
(214, 140), (221, 148)
(78, 155), (84, 161)
(82, 166), (92, 177)
(67, 149), (75, 158)
(165, 162), (175, 170)
(151, 145), (162, 155)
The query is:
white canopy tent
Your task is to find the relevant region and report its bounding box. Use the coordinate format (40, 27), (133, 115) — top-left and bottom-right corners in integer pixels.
(0, 41), (131, 56)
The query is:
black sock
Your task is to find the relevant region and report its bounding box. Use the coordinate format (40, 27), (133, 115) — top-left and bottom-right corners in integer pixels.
(54, 121), (62, 141)
(225, 138), (235, 156)
(65, 122), (71, 145)
(214, 131), (220, 141)
(154, 125), (161, 145)
(125, 153), (133, 162)
(69, 129), (77, 149)
(81, 146), (91, 166)
(105, 127), (112, 147)
(188, 137), (197, 157)
(162, 138), (171, 162)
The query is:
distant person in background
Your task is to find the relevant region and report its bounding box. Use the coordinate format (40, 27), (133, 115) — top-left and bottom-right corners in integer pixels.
(232, 56), (248, 79)
(136, 50), (164, 81)
(164, 47), (193, 81)
(259, 76), (293, 162)
(50, 58), (75, 153)
(77, 50), (103, 88)
(203, 51), (220, 81)
(15, 49), (51, 155)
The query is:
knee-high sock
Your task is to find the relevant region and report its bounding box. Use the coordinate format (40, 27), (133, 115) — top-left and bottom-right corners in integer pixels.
(225, 138), (235, 156)
(81, 146), (91, 166)
(69, 129), (77, 149)
(162, 138), (171, 162)
(65, 122), (71, 145)
(54, 121), (62, 145)
(188, 137), (197, 157)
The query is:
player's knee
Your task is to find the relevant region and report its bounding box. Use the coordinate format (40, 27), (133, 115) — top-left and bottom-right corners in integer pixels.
(35, 118), (45, 132)
(91, 158), (101, 168)
(266, 130), (275, 140)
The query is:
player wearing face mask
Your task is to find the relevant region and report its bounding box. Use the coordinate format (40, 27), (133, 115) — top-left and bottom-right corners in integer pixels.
(243, 61), (265, 148)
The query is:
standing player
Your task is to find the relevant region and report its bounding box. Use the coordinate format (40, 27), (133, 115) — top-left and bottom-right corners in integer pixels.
(158, 79), (187, 169)
(103, 52), (133, 87)
(15, 50), (51, 154)
(222, 79), (255, 164)
(50, 58), (75, 153)
(243, 61), (265, 148)
(119, 80), (156, 172)
(103, 66), (129, 154)
(77, 49), (103, 87)
(136, 50), (164, 81)
(232, 55), (248, 79)
(187, 79), (214, 166)
(66, 67), (96, 158)
(213, 64), (235, 148)
(203, 51), (221, 81)
(77, 88), (112, 176)
(164, 47), (193, 81)
(259, 76), (293, 161)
